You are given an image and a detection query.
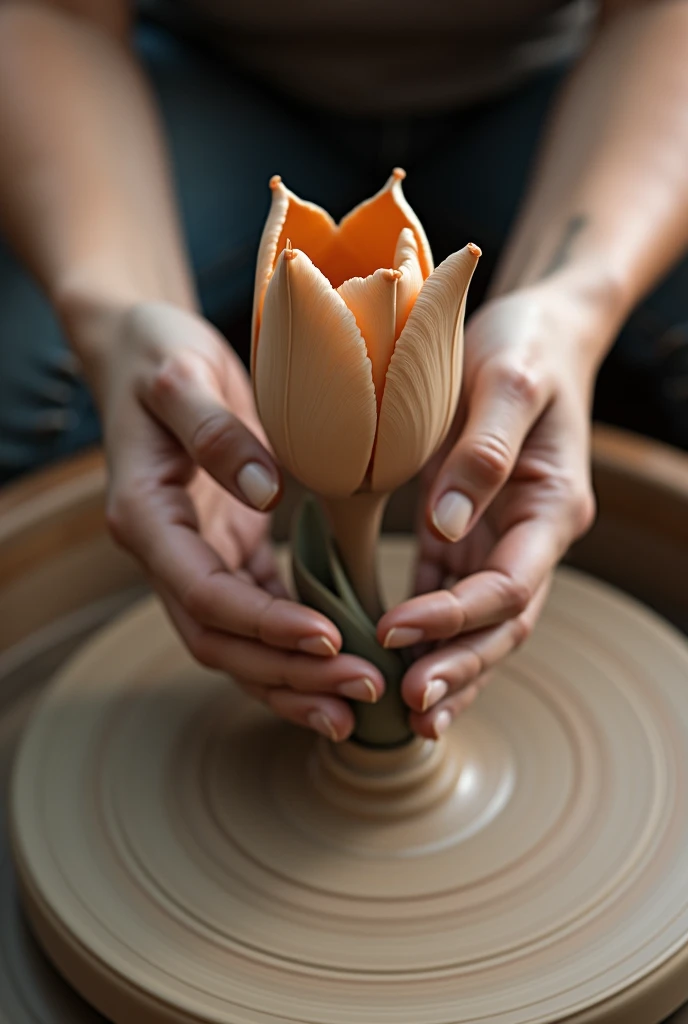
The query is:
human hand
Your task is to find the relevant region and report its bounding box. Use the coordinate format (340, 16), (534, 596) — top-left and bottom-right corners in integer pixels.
(377, 282), (601, 738)
(77, 301), (384, 740)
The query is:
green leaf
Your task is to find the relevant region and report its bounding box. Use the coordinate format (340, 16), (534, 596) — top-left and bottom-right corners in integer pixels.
(291, 496), (413, 748)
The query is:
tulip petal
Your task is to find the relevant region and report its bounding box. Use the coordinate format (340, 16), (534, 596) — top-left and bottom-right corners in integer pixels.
(394, 228), (425, 339)
(337, 268), (400, 409)
(371, 243), (481, 494)
(320, 168), (434, 288)
(255, 247), (377, 498)
(251, 176), (336, 374)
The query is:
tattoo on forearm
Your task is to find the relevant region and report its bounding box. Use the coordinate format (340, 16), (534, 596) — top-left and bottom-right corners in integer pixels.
(540, 215), (588, 278)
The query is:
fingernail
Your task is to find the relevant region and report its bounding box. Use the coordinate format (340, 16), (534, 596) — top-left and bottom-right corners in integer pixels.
(383, 626), (424, 649)
(307, 710), (339, 741)
(237, 461), (279, 511)
(432, 491), (473, 542)
(421, 678), (449, 712)
(337, 677), (378, 703)
(298, 635), (338, 657)
(432, 709), (453, 738)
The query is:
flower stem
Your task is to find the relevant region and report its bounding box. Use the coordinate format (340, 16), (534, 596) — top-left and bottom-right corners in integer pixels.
(321, 492), (389, 622)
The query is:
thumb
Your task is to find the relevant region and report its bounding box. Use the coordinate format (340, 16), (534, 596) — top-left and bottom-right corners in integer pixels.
(142, 353), (281, 511)
(428, 364), (547, 541)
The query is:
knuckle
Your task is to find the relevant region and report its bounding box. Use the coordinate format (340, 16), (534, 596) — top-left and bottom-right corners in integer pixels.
(511, 614), (532, 648)
(149, 356), (196, 402)
(495, 574), (531, 616)
(181, 579), (214, 623)
(275, 663), (294, 690)
(544, 474), (597, 541)
(495, 362), (544, 407)
(445, 591), (467, 632)
(570, 488), (597, 537)
(105, 494), (135, 549)
(464, 433), (513, 487)
(189, 412), (239, 467)
(255, 595), (277, 646)
(459, 648), (485, 681)
(188, 631), (217, 669)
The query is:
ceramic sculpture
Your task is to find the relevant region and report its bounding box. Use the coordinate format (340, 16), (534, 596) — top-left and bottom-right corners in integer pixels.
(253, 168), (479, 744)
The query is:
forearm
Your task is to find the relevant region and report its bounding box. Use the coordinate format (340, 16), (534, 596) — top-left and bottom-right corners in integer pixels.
(0, 2), (196, 361)
(491, 0), (688, 359)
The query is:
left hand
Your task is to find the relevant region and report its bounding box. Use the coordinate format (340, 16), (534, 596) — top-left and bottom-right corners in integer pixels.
(377, 282), (603, 738)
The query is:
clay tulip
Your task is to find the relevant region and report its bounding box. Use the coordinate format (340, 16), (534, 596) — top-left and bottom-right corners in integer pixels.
(252, 169), (480, 499)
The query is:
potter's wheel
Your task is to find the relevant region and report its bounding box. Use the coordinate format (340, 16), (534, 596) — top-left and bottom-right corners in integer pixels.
(10, 540), (688, 1024)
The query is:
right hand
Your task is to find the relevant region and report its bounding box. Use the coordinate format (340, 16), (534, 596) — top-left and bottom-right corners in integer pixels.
(75, 300), (385, 740)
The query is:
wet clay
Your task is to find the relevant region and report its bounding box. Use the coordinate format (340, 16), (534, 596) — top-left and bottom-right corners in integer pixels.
(10, 541), (688, 1024)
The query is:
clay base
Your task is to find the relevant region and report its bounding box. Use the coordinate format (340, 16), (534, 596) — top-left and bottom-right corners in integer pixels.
(10, 542), (688, 1024)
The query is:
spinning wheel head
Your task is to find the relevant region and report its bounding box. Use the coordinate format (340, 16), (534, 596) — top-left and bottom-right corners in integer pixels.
(10, 544), (688, 1024)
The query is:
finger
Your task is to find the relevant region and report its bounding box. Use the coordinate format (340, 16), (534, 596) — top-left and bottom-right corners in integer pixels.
(409, 673), (492, 739)
(110, 474), (342, 655)
(381, 458), (592, 649)
(379, 518), (555, 646)
(429, 433), (593, 637)
(479, 421), (594, 611)
(187, 568), (343, 655)
(141, 353), (281, 511)
(380, 535), (493, 647)
(106, 406), (341, 655)
(159, 585), (385, 700)
(401, 577), (551, 716)
(232, 680), (355, 742)
(427, 363), (550, 542)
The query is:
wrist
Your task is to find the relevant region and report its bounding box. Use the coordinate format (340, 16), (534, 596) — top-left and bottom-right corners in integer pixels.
(532, 264), (629, 373)
(55, 290), (130, 387)
(56, 283), (196, 381)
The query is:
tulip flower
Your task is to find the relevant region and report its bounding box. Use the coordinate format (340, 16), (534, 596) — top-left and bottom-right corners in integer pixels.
(252, 169), (480, 620)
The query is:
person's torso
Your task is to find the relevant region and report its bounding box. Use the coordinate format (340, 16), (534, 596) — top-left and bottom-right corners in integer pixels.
(142, 0), (596, 114)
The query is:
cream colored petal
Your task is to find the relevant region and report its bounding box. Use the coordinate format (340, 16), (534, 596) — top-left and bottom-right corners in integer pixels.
(371, 243), (481, 494)
(393, 227), (424, 339)
(255, 247), (377, 498)
(320, 168), (434, 288)
(251, 176), (336, 375)
(337, 268), (399, 408)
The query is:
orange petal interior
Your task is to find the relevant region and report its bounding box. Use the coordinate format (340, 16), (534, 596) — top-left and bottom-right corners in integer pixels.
(320, 172), (431, 288)
(273, 182), (337, 275)
(269, 171), (433, 292)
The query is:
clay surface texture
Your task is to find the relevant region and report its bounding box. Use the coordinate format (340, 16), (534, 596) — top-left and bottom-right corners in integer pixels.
(10, 541), (688, 1024)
